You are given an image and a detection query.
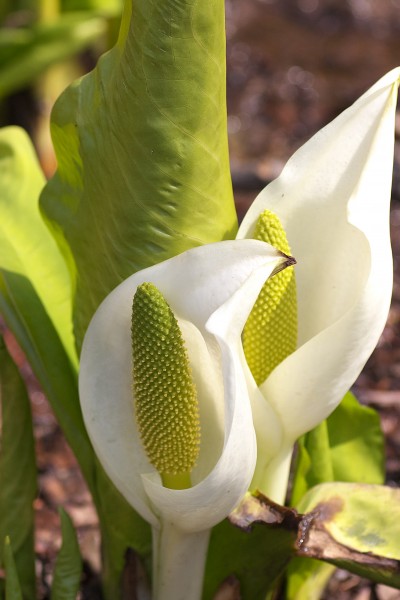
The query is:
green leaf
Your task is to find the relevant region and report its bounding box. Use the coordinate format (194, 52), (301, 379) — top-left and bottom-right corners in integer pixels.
(326, 392), (385, 484)
(40, 0), (237, 350)
(0, 126), (95, 487)
(284, 559), (334, 600)
(52, 509), (82, 600)
(0, 126), (151, 598)
(3, 538), (23, 600)
(290, 420), (333, 507)
(203, 495), (299, 600)
(1, 292), (151, 598)
(0, 337), (36, 600)
(94, 465), (151, 600)
(0, 13), (110, 98)
(296, 482), (400, 588)
(0, 273), (96, 485)
(220, 488), (400, 597)
(288, 392), (385, 599)
(0, 126), (76, 366)
(291, 392), (384, 506)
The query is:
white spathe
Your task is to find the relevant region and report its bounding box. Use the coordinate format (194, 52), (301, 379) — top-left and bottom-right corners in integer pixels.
(79, 239), (289, 600)
(238, 67), (400, 501)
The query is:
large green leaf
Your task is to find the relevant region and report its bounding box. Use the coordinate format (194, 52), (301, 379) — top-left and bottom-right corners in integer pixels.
(40, 0), (237, 349)
(52, 509), (82, 600)
(287, 392), (385, 599)
(3, 539), (23, 600)
(0, 337), (36, 600)
(296, 482), (400, 588)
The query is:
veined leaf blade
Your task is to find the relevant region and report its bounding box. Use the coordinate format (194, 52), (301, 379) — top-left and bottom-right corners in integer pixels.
(40, 0), (237, 349)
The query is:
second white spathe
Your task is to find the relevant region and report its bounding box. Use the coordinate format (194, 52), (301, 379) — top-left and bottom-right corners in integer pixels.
(238, 67), (400, 502)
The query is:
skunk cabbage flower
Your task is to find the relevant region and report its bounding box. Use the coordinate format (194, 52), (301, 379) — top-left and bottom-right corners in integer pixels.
(79, 240), (292, 600)
(238, 68), (400, 503)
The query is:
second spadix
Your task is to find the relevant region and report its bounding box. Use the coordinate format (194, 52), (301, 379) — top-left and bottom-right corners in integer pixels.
(243, 210), (298, 386)
(132, 282), (200, 490)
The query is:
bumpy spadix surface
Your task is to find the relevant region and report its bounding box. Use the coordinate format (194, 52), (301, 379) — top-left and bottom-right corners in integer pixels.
(132, 283), (200, 477)
(243, 210), (297, 385)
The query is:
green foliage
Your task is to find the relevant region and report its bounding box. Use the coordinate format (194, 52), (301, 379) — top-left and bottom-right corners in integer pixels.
(324, 392), (385, 483)
(204, 515), (296, 599)
(3, 539), (23, 600)
(61, 0), (122, 13)
(0, 337), (36, 600)
(0, 126), (75, 364)
(287, 392), (385, 599)
(285, 559), (334, 600)
(0, 125), (151, 598)
(291, 392), (385, 506)
(214, 485), (400, 599)
(93, 466), (151, 600)
(52, 509), (82, 600)
(40, 0), (237, 350)
(0, 3), (395, 600)
(0, 126), (94, 487)
(38, 5), (237, 591)
(297, 482), (400, 588)
(0, 14), (109, 99)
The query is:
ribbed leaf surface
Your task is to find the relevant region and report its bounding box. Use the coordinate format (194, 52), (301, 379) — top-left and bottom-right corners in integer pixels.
(41, 0), (237, 349)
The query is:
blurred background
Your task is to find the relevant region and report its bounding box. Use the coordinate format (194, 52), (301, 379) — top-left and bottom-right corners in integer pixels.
(3, 0), (400, 181)
(1, 1), (400, 598)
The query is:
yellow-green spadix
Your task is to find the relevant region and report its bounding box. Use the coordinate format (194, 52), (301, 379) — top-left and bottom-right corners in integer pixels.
(131, 282), (200, 490)
(238, 67), (400, 504)
(243, 209), (297, 386)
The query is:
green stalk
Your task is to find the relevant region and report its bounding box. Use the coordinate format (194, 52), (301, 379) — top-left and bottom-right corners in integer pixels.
(152, 524), (210, 600)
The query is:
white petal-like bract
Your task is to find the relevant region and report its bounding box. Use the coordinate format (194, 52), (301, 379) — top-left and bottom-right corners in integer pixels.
(79, 239), (288, 528)
(238, 68), (399, 499)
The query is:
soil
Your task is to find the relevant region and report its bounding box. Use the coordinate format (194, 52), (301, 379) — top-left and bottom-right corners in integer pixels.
(2, 0), (400, 598)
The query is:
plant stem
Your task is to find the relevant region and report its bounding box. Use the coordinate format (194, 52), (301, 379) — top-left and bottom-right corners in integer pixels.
(252, 445), (293, 505)
(161, 472), (192, 490)
(152, 523), (210, 600)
